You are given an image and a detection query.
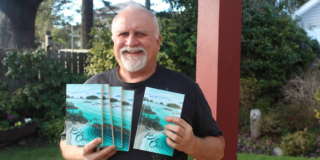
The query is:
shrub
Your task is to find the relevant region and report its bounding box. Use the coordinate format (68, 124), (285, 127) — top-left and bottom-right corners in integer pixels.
(279, 102), (317, 132)
(38, 117), (66, 144)
(158, 16), (197, 79)
(281, 128), (317, 157)
(258, 109), (284, 137)
(239, 78), (261, 127)
(314, 87), (320, 124)
(1, 50), (88, 143)
(85, 26), (117, 76)
(237, 133), (278, 156)
(283, 68), (320, 109)
(241, 0), (320, 101)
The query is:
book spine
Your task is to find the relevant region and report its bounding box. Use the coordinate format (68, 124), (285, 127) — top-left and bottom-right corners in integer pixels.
(101, 84), (104, 146)
(127, 90), (134, 151)
(120, 87), (123, 148)
(108, 86), (115, 145)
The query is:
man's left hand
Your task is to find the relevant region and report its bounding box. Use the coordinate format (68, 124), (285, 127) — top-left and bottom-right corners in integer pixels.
(164, 116), (196, 154)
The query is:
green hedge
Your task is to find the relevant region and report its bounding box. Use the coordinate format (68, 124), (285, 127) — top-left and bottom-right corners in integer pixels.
(1, 50), (88, 143)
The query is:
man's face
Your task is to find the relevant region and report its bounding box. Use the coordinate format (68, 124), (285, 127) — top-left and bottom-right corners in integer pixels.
(112, 9), (161, 73)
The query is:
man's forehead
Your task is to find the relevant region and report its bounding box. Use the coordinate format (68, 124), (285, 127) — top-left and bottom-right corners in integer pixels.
(115, 28), (148, 33)
(113, 17), (154, 32)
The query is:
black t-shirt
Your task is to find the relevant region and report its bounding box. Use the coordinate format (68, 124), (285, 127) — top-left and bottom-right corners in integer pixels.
(61, 64), (222, 160)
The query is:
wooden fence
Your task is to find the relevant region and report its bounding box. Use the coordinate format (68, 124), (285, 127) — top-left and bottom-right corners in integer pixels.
(51, 49), (89, 74)
(0, 48), (89, 93)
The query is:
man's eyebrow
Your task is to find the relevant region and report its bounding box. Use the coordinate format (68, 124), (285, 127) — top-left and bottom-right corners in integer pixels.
(136, 29), (147, 33)
(116, 30), (127, 33)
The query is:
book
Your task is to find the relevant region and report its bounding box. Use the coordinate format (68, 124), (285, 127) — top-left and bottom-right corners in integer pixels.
(109, 86), (123, 149)
(117, 90), (134, 152)
(133, 87), (185, 156)
(65, 84), (114, 147)
(102, 84), (115, 147)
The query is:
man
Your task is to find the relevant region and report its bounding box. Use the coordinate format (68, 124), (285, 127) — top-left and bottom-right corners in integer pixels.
(60, 4), (225, 160)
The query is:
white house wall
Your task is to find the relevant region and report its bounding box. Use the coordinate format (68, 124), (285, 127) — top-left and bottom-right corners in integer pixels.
(296, 2), (320, 42)
(298, 2), (320, 29)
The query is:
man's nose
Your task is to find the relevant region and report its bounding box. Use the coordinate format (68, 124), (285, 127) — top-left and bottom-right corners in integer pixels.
(126, 34), (139, 47)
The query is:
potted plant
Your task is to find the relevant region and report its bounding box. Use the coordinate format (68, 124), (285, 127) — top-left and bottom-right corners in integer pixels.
(0, 116), (43, 144)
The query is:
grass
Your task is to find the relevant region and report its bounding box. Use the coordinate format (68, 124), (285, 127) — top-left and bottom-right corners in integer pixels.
(238, 153), (320, 160)
(1, 146), (320, 160)
(0, 145), (64, 160)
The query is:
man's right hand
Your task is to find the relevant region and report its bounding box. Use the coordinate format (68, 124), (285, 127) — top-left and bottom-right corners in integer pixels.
(60, 138), (117, 160)
(82, 138), (117, 160)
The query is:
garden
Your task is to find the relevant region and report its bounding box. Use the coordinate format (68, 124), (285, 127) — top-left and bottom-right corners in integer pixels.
(1, 0), (320, 159)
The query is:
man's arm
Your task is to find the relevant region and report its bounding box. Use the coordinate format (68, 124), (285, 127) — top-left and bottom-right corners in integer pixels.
(164, 116), (225, 160)
(60, 138), (117, 160)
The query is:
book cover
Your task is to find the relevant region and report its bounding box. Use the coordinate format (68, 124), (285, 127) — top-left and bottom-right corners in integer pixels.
(110, 86), (123, 149)
(133, 87), (185, 156)
(101, 84), (114, 147)
(66, 84), (105, 146)
(117, 90), (134, 152)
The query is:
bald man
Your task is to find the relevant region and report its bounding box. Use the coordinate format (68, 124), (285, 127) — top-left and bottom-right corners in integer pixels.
(60, 4), (225, 160)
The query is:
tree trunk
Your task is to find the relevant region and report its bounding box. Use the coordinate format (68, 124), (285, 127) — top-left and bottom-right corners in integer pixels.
(81, 0), (93, 49)
(0, 0), (43, 49)
(145, 0), (151, 11)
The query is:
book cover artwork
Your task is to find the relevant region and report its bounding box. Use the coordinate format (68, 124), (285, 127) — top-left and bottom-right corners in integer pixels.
(117, 90), (134, 152)
(66, 84), (113, 147)
(133, 87), (185, 156)
(110, 86), (123, 149)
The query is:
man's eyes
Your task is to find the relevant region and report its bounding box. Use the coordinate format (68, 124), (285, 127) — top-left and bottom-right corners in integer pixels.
(137, 32), (146, 36)
(118, 32), (146, 36)
(119, 32), (128, 36)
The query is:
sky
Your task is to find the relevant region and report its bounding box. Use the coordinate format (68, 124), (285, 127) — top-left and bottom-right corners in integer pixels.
(66, 0), (170, 25)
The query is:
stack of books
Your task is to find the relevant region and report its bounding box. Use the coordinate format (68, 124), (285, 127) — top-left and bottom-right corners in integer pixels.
(66, 84), (185, 156)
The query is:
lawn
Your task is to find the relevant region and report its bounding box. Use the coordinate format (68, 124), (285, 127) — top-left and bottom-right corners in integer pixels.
(237, 153), (320, 160)
(1, 146), (320, 160)
(0, 145), (64, 160)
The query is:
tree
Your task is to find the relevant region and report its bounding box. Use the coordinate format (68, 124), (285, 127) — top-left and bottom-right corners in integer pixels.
(35, 0), (74, 49)
(0, 0), (43, 49)
(145, 0), (150, 10)
(159, 0), (198, 79)
(241, 0), (320, 101)
(81, 0), (93, 49)
(268, 0), (309, 14)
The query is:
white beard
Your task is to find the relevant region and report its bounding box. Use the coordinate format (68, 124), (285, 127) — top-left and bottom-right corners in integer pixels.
(120, 47), (147, 72)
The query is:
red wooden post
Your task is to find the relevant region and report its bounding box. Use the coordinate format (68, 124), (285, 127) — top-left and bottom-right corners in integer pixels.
(196, 0), (242, 160)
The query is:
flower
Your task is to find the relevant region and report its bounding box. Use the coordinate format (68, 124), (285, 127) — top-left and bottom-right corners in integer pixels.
(25, 118), (32, 123)
(8, 115), (13, 119)
(14, 121), (22, 127)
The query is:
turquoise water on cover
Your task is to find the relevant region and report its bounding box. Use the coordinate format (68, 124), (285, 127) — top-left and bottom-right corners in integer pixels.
(143, 101), (182, 127)
(67, 98), (114, 146)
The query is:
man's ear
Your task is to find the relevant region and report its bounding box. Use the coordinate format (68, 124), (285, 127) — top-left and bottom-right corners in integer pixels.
(157, 35), (162, 51)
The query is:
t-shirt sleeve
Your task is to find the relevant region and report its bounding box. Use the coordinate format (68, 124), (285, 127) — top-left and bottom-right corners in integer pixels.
(193, 84), (223, 137)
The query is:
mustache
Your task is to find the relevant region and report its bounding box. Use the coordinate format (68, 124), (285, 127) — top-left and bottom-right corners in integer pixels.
(120, 47), (146, 54)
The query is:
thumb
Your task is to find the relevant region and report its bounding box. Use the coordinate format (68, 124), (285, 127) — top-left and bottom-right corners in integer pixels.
(83, 138), (102, 154)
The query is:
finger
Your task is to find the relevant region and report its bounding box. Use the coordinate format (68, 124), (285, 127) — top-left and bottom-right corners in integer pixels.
(92, 145), (116, 159)
(165, 124), (185, 137)
(164, 129), (183, 144)
(100, 148), (117, 159)
(165, 117), (189, 129)
(83, 138), (102, 153)
(166, 137), (180, 150)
